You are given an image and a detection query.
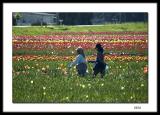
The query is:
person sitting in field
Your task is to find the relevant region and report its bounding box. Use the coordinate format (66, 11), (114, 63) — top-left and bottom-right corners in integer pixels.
(88, 43), (107, 78)
(68, 47), (87, 77)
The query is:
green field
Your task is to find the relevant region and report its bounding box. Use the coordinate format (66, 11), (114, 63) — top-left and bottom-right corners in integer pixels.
(13, 60), (148, 103)
(13, 22), (148, 35)
(13, 22), (148, 103)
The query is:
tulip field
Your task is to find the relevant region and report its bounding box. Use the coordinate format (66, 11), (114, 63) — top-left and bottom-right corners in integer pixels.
(12, 24), (148, 103)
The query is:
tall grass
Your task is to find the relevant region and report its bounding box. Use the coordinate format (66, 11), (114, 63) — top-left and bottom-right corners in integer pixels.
(13, 60), (148, 103)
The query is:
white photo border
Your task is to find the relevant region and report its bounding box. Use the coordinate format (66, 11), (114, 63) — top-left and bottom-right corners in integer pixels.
(3, 3), (157, 112)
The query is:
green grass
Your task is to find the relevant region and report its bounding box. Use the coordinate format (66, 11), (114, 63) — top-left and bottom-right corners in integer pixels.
(12, 22), (148, 103)
(13, 60), (148, 103)
(13, 49), (148, 56)
(13, 22), (148, 36)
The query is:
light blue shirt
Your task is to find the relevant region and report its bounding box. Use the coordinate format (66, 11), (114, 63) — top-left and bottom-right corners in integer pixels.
(69, 54), (87, 67)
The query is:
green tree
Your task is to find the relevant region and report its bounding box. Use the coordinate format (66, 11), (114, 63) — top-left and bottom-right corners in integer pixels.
(13, 13), (22, 26)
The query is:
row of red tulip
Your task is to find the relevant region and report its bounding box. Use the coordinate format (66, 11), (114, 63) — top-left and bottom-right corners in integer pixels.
(13, 35), (147, 41)
(12, 55), (147, 61)
(13, 41), (147, 51)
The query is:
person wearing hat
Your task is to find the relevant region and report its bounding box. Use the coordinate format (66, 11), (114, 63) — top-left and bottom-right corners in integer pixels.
(89, 43), (106, 78)
(68, 47), (87, 76)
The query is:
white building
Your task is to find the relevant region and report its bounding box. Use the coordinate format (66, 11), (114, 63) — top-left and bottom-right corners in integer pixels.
(13, 12), (58, 26)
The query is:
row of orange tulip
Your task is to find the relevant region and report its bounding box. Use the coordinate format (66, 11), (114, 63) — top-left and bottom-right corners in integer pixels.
(13, 55), (147, 61)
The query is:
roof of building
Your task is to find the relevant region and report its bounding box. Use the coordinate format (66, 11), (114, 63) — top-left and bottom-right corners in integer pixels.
(21, 12), (57, 16)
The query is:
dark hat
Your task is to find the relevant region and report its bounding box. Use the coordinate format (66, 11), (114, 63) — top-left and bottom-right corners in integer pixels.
(95, 43), (102, 49)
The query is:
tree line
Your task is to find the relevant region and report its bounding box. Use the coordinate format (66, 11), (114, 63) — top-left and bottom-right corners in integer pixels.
(13, 12), (148, 26)
(57, 13), (148, 25)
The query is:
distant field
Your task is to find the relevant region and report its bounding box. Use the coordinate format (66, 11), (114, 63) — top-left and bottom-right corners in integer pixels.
(13, 22), (148, 35)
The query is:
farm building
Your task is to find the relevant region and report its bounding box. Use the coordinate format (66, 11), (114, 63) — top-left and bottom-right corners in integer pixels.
(13, 12), (59, 26)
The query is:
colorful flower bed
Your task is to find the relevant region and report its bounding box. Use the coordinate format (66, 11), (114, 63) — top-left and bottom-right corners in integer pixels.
(12, 31), (148, 103)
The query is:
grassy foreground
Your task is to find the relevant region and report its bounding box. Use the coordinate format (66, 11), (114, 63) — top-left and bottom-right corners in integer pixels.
(13, 60), (148, 103)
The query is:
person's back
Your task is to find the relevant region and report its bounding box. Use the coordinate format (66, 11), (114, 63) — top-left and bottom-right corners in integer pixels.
(96, 50), (105, 63)
(75, 54), (87, 76)
(93, 43), (106, 78)
(76, 54), (87, 64)
(68, 47), (87, 76)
